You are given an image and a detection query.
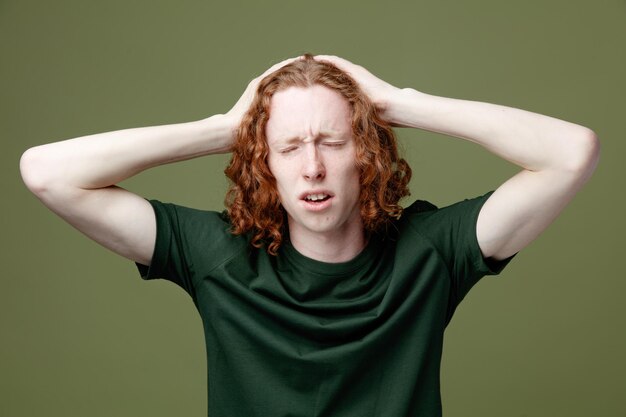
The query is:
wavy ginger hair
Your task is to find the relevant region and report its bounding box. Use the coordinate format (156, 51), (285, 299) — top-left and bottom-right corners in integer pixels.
(224, 54), (411, 255)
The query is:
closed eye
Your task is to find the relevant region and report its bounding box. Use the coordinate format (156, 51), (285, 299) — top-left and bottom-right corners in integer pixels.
(323, 142), (345, 148)
(280, 146), (298, 154)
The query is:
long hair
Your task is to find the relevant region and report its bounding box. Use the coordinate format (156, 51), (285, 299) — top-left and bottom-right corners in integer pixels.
(224, 54), (411, 255)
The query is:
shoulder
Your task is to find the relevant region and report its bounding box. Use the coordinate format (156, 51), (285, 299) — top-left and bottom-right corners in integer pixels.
(145, 200), (255, 275)
(148, 200), (230, 229)
(402, 191), (494, 219)
(402, 198), (439, 216)
(148, 200), (227, 221)
(397, 191), (495, 238)
(147, 199), (250, 249)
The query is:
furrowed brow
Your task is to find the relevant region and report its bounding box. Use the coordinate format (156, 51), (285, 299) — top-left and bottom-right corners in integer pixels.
(275, 131), (340, 145)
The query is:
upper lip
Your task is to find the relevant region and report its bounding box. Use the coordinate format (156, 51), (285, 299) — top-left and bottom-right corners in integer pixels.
(299, 190), (334, 200)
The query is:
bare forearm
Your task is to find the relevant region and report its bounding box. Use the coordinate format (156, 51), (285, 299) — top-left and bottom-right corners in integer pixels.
(389, 88), (598, 172)
(312, 54), (601, 262)
(20, 114), (234, 192)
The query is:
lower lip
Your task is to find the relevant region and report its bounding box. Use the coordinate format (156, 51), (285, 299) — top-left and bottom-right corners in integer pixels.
(301, 197), (333, 212)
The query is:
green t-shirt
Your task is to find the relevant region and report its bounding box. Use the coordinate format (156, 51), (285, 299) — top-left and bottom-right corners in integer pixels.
(136, 190), (516, 417)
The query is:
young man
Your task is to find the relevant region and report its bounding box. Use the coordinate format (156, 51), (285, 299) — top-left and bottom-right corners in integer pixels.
(20, 54), (599, 416)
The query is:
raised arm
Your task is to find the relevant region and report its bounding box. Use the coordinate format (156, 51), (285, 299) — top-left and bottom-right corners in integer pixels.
(316, 55), (600, 261)
(20, 57), (299, 266)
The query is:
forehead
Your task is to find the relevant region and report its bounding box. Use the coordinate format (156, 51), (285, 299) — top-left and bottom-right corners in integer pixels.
(265, 85), (352, 143)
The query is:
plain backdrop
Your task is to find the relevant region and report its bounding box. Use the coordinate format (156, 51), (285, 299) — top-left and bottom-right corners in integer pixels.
(2, 0), (624, 416)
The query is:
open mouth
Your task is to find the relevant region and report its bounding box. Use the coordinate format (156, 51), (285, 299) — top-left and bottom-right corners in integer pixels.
(303, 193), (331, 203)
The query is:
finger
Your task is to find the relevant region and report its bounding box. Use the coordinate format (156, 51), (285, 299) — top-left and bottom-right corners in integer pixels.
(314, 54), (353, 68)
(314, 54), (344, 62)
(313, 55), (363, 78)
(242, 56), (301, 95)
(257, 56), (303, 79)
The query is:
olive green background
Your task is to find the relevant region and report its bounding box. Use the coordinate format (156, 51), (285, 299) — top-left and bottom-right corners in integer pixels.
(1, 0), (624, 416)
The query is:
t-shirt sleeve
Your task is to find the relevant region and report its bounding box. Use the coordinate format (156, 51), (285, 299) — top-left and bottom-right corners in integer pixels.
(407, 190), (518, 320)
(135, 199), (198, 301)
(446, 190), (516, 281)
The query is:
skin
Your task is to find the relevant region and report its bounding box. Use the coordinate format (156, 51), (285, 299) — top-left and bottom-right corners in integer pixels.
(18, 57), (300, 267)
(266, 85), (365, 262)
(20, 54), (600, 268)
(316, 55), (600, 262)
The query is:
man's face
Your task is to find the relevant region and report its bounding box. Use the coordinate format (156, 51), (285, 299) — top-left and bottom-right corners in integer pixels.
(266, 85), (362, 240)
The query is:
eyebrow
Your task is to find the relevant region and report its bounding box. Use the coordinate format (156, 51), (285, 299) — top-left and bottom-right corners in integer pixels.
(276, 132), (337, 144)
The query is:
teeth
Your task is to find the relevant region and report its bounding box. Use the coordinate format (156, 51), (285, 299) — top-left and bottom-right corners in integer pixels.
(305, 193), (328, 201)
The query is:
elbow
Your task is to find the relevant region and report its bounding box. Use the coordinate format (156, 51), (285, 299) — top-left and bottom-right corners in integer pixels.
(20, 146), (55, 196)
(578, 128), (600, 173)
(563, 128), (600, 183)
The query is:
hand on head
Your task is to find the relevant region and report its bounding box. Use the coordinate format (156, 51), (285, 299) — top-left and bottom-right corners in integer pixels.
(313, 54), (403, 119)
(222, 53), (405, 145)
(224, 56), (303, 132)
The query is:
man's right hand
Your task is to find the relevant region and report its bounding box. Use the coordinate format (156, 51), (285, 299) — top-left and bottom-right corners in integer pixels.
(19, 56), (300, 268)
(221, 56), (302, 141)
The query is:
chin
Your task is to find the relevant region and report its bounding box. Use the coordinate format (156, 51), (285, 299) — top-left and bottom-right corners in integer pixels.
(289, 216), (339, 235)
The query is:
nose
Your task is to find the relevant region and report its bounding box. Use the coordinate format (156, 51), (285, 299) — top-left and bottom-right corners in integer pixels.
(302, 145), (325, 181)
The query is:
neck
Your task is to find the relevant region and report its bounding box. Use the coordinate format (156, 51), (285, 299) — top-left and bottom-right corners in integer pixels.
(287, 221), (367, 263)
